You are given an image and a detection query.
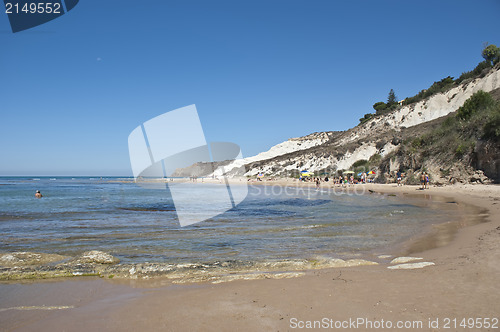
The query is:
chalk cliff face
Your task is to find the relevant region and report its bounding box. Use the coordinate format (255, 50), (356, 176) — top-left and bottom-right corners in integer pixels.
(223, 66), (500, 182)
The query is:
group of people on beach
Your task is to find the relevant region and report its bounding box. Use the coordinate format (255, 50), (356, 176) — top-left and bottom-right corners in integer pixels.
(420, 172), (430, 189)
(299, 174), (371, 188)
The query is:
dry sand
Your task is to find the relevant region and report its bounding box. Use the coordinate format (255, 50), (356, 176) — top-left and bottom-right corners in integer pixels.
(1, 183), (499, 331)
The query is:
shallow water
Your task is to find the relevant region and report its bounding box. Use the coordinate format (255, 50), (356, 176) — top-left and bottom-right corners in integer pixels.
(0, 177), (460, 265)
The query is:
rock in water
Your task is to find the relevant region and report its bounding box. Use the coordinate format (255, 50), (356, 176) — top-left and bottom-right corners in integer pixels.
(77, 251), (119, 264)
(0, 252), (67, 266)
(390, 256), (423, 264)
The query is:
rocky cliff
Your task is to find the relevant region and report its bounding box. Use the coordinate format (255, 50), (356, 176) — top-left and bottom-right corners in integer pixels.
(224, 64), (500, 183)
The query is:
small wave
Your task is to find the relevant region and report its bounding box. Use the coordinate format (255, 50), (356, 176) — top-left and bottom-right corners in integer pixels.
(246, 198), (330, 209)
(227, 207), (295, 217)
(119, 206), (175, 212)
(283, 224), (324, 231)
(117, 257), (379, 284)
(389, 210), (405, 216)
(0, 306), (74, 312)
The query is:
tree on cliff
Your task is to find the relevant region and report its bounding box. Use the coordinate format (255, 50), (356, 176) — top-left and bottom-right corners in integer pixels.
(387, 89), (397, 106)
(482, 43), (500, 66)
(373, 101), (387, 112)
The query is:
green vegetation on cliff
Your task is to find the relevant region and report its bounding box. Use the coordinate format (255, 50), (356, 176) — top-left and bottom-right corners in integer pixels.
(408, 90), (499, 159)
(360, 44), (499, 126)
(386, 90), (500, 182)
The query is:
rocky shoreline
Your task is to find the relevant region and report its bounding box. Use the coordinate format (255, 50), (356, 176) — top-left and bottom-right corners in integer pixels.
(0, 250), (389, 283)
(0, 251), (119, 280)
(1, 249), (446, 284)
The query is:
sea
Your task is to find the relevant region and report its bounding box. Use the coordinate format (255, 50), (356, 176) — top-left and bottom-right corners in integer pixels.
(0, 177), (463, 269)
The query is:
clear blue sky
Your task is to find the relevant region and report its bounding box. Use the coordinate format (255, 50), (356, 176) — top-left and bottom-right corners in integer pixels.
(1, 0), (499, 176)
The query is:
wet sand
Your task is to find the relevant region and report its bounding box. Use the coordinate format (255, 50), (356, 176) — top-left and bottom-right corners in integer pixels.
(1, 183), (499, 331)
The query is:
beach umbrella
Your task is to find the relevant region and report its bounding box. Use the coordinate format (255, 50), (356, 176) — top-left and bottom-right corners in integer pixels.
(301, 170), (312, 176)
(257, 173), (264, 178)
(343, 171), (354, 174)
(357, 172), (363, 176)
(368, 171), (376, 175)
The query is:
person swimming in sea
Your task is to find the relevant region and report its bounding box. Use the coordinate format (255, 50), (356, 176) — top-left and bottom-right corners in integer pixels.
(35, 190), (42, 198)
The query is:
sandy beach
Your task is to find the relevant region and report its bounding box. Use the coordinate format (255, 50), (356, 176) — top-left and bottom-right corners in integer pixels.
(1, 183), (499, 331)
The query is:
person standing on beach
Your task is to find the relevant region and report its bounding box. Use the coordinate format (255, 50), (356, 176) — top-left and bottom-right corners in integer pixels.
(35, 190), (42, 198)
(397, 171), (402, 186)
(420, 172), (425, 189)
(425, 172), (429, 189)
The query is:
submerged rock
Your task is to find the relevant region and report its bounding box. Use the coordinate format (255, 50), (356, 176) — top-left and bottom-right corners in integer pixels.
(75, 251), (120, 264)
(0, 252), (67, 267)
(0, 251), (379, 283)
(377, 255), (392, 259)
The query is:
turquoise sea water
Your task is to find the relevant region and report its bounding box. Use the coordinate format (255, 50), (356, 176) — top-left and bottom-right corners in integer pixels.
(0, 177), (458, 264)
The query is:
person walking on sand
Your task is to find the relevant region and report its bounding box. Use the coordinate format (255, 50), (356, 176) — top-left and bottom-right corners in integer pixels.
(420, 172), (425, 190)
(425, 172), (429, 189)
(397, 171), (402, 187)
(315, 177), (320, 190)
(35, 190), (42, 198)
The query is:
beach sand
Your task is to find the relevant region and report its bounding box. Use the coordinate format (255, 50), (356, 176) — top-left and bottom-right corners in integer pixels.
(1, 183), (499, 331)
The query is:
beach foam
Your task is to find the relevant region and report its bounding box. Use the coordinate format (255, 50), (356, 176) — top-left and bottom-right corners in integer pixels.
(390, 256), (423, 264)
(387, 262), (435, 270)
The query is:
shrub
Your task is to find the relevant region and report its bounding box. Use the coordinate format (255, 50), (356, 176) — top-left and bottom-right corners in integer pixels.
(411, 137), (423, 148)
(440, 168), (451, 176)
(352, 159), (369, 168)
(373, 102), (390, 116)
(373, 102), (386, 112)
(441, 116), (455, 128)
(358, 113), (374, 125)
(483, 104), (500, 140)
(455, 141), (475, 158)
(456, 61), (492, 84)
(368, 153), (382, 164)
(455, 143), (467, 157)
(457, 90), (495, 120)
(482, 44), (500, 66)
(403, 76), (463, 106)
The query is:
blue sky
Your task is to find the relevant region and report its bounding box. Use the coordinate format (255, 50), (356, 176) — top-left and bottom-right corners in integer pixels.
(1, 0), (499, 176)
